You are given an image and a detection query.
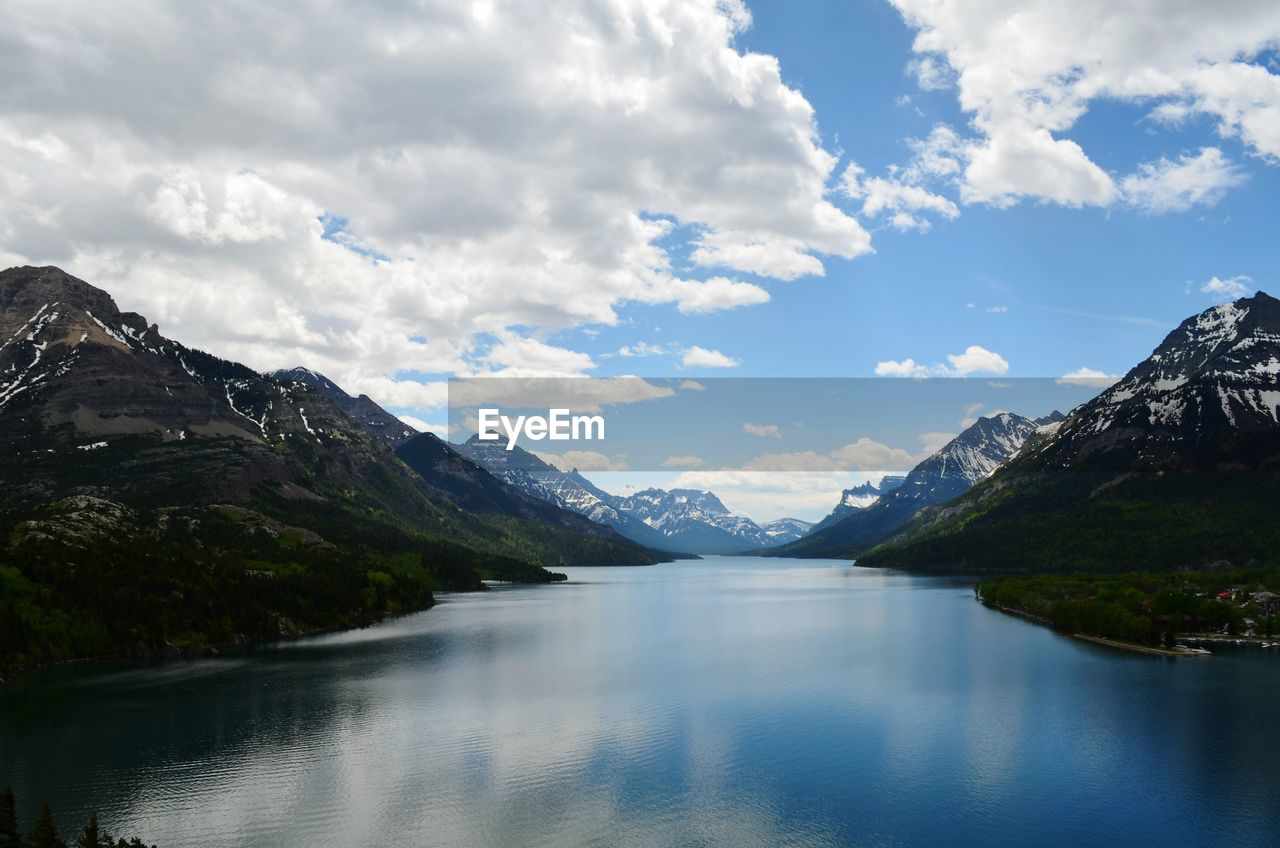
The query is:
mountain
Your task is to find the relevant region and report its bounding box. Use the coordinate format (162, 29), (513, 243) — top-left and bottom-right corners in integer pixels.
(270, 366), (416, 446)
(394, 432), (662, 546)
(611, 487), (777, 554)
(760, 517), (814, 544)
(809, 476), (906, 533)
(452, 435), (679, 550)
(764, 412), (1056, 559)
(454, 436), (790, 553)
(0, 266), (659, 673)
(862, 293), (1280, 572)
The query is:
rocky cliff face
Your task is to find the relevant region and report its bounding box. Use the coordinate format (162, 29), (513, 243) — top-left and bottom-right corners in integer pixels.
(0, 266), (660, 567)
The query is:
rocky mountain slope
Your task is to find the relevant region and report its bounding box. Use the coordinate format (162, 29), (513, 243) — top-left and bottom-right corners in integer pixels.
(862, 293), (1280, 572)
(764, 412), (1060, 559)
(0, 266), (659, 673)
(270, 366), (417, 446)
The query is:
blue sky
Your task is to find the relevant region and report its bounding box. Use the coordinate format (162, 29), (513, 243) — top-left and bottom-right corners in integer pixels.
(541, 0), (1277, 384)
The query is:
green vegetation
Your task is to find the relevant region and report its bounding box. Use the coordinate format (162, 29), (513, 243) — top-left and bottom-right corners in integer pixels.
(0, 786), (153, 848)
(0, 500), (564, 676)
(978, 568), (1280, 646)
(862, 471), (1280, 573)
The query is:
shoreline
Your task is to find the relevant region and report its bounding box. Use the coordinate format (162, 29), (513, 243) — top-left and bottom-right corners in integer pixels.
(980, 598), (1209, 658)
(1071, 633), (1209, 658)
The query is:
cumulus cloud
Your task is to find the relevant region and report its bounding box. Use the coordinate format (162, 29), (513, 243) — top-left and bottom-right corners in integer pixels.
(682, 346), (739, 368)
(875, 345), (1009, 377)
(1201, 275), (1254, 301)
(892, 0), (1280, 208)
(0, 0), (869, 413)
(661, 455), (705, 468)
(742, 422), (782, 438)
(947, 345), (1009, 376)
(1056, 367), (1121, 387)
(874, 358), (929, 378)
(396, 414), (447, 437)
(1122, 148), (1248, 213)
(742, 438), (916, 471)
(533, 450), (629, 472)
(842, 125), (964, 232)
(679, 380), (707, 391)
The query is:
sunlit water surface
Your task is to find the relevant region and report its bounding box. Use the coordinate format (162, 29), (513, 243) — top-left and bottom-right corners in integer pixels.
(3, 558), (1279, 847)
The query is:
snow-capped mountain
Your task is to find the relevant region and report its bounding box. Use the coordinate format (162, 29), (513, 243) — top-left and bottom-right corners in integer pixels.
(454, 436), (787, 553)
(610, 487), (777, 553)
(810, 476), (906, 533)
(1028, 293), (1280, 471)
(453, 436), (679, 550)
(760, 517), (814, 544)
(863, 292), (1280, 572)
(765, 411), (1059, 559)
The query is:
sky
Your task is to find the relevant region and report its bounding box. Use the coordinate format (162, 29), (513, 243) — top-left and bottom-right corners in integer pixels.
(3, 0), (1279, 520)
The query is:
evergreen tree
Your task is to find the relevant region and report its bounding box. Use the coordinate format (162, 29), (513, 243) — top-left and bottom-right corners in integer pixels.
(26, 803), (65, 848)
(74, 812), (101, 848)
(0, 786), (19, 848)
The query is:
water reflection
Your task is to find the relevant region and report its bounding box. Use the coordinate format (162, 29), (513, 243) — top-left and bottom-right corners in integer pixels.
(2, 558), (1279, 847)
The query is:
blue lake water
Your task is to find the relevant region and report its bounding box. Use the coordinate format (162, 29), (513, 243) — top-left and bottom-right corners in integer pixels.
(2, 557), (1279, 847)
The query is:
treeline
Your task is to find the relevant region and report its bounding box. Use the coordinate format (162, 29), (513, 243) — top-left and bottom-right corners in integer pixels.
(979, 568), (1280, 646)
(0, 786), (153, 848)
(0, 503), (563, 675)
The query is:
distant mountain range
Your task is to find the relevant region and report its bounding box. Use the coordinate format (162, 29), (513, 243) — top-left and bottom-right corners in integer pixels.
(862, 292), (1280, 572)
(454, 435), (812, 553)
(0, 266), (662, 672)
(764, 411), (1064, 559)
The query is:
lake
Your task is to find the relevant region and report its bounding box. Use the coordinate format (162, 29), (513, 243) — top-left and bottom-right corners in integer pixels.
(2, 557), (1279, 847)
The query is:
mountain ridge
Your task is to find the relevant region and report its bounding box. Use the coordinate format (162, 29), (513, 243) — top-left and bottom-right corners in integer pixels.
(861, 292), (1280, 572)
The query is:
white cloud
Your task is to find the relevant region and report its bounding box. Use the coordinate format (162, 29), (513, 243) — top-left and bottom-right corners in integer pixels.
(842, 125), (965, 232)
(742, 438), (916, 471)
(985, 305), (1007, 314)
(396, 414), (447, 437)
(1056, 367), (1120, 387)
(1122, 148), (1248, 213)
(532, 450), (629, 472)
(661, 455), (705, 468)
(691, 230), (832, 281)
(682, 346), (739, 368)
(1201, 275), (1254, 301)
(679, 380), (706, 391)
(449, 376), (674, 414)
(874, 358), (929, 378)
(0, 0), (869, 414)
(616, 342), (667, 358)
(659, 276), (771, 314)
(742, 422), (782, 438)
(947, 345), (1009, 376)
(876, 345), (1009, 377)
(892, 0), (1280, 208)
